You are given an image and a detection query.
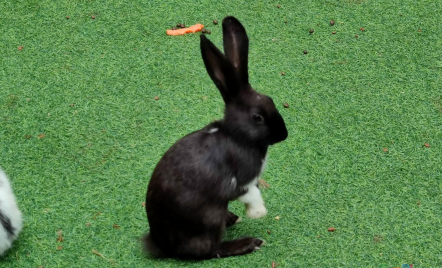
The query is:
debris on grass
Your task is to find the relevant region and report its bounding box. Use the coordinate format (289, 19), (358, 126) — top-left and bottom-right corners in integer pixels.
(283, 103), (289, 108)
(373, 235), (383, 243)
(56, 230), (64, 242)
(18, 46), (24, 51)
(113, 224), (121, 230)
(202, 28), (211, 34)
(274, 215), (280, 220)
(383, 148), (388, 152)
(92, 249), (105, 258)
(258, 178), (270, 189)
(327, 227), (336, 232)
(92, 249), (115, 263)
(330, 20), (335, 26)
(424, 142), (430, 148)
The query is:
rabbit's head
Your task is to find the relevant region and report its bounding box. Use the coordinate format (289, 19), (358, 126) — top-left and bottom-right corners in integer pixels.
(201, 16), (287, 146)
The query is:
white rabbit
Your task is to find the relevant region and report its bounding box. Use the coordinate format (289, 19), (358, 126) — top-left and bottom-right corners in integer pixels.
(0, 168), (22, 256)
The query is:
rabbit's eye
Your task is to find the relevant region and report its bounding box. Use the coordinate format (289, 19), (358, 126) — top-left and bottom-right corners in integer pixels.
(252, 113), (264, 124)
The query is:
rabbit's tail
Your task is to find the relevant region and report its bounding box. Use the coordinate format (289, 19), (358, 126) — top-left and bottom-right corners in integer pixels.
(142, 233), (166, 258)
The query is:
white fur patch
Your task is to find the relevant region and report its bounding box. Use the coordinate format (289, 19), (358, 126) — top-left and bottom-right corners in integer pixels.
(237, 178), (267, 219)
(236, 153), (269, 219)
(231, 177), (237, 188)
(207, 128), (218, 134)
(0, 168), (22, 256)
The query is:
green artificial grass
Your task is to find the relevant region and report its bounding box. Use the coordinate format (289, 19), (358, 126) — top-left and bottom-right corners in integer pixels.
(1, 0), (441, 267)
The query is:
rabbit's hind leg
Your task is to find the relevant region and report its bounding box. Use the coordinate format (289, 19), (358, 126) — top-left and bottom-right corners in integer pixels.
(177, 234), (219, 259)
(214, 237), (263, 258)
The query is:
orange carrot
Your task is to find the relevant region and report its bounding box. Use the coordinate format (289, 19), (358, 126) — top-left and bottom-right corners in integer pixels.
(166, 24), (204, 36)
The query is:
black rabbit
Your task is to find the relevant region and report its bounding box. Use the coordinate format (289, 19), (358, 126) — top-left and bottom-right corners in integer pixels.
(144, 16), (288, 259)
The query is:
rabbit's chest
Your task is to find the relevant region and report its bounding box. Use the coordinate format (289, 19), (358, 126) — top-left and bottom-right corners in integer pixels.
(233, 152), (267, 188)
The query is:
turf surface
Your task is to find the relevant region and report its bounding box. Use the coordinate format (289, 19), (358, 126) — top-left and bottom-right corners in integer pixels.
(1, 0), (441, 267)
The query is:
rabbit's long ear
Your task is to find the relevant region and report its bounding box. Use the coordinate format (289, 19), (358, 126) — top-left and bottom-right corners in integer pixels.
(222, 16), (249, 86)
(200, 34), (240, 104)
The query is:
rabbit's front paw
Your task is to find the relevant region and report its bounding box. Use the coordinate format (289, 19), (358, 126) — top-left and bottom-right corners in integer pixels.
(246, 204), (267, 219)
